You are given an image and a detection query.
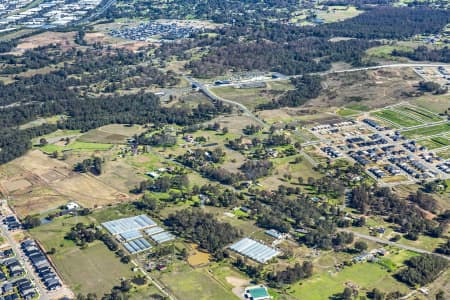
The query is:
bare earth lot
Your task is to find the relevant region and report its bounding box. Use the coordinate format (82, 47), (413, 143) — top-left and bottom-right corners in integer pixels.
(0, 150), (128, 216)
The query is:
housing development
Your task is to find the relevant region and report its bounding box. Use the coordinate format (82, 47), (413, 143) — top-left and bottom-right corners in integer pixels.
(0, 1), (449, 300)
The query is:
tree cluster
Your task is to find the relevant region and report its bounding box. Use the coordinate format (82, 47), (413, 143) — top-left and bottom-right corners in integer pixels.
(165, 209), (241, 253)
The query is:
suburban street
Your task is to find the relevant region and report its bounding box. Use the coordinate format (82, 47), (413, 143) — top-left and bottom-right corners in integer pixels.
(0, 210), (50, 300)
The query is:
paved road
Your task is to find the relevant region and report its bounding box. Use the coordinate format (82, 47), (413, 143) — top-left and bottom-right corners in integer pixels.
(185, 76), (267, 128)
(204, 63), (450, 88)
(342, 229), (450, 261)
(76, 0), (117, 25)
(0, 225), (50, 300)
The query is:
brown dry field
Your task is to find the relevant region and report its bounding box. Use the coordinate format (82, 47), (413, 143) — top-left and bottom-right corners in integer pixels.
(204, 115), (260, 134)
(16, 31), (77, 52)
(187, 243), (211, 267)
(84, 32), (149, 52)
(96, 159), (146, 194)
(78, 124), (145, 144)
(0, 150), (129, 217)
(258, 68), (421, 124)
(306, 68), (420, 109)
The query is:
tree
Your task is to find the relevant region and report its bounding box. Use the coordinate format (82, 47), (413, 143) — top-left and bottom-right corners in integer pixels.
(354, 241), (368, 253)
(39, 138), (48, 146)
(22, 215), (41, 229)
(297, 176), (304, 185)
(342, 287), (353, 300)
(436, 290), (445, 300)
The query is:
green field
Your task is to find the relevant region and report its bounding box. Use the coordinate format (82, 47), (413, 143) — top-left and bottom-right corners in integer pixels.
(159, 263), (238, 300)
(436, 148), (450, 159)
(372, 109), (423, 127)
(366, 45), (412, 61)
(345, 104), (369, 111)
(30, 215), (135, 295)
(38, 141), (113, 154)
(418, 136), (450, 150)
(336, 108), (359, 117)
(316, 6), (363, 23)
(402, 123), (450, 139)
(289, 261), (410, 299)
(211, 80), (294, 110)
(394, 105), (443, 123)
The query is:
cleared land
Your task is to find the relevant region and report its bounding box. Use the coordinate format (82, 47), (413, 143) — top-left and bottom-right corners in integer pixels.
(417, 136), (450, 150)
(30, 215), (134, 295)
(211, 80), (294, 110)
(306, 68), (420, 110)
(78, 124), (145, 144)
(38, 141), (113, 154)
(402, 123), (450, 139)
(412, 95), (450, 114)
(316, 6), (363, 23)
(290, 260), (410, 299)
(372, 109), (422, 127)
(394, 105), (442, 123)
(159, 263), (238, 300)
(0, 150), (127, 216)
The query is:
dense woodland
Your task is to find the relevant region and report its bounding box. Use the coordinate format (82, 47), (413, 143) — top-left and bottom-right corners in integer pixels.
(393, 46), (450, 63)
(350, 186), (447, 240)
(258, 76), (323, 109)
(165, 209), (241, 253)
(396, 254), (448, 286)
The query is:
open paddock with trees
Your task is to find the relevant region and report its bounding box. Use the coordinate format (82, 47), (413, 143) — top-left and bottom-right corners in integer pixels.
(29, 214), (135, 295)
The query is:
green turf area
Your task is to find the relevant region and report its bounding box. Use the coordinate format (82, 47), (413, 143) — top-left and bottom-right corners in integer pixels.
(211, 80), (294, 110)
(336, 108), (359, 117)
(159, 263), (238, 300)
(436, 148), (450, 159)
(289, 261), (409, 299)
(417, 136), (450, 149)
(345, 104), (369, 111)
(315, 6), (363, 23)
(394, 105), (443, 123)
(37, 141), (113, 154)
(128, 284), (166, 300)
(402, 123), (450, 139)
(366, 45), (412, 61)
(30, 215), (134, 295)
(372, 109), (423, 127)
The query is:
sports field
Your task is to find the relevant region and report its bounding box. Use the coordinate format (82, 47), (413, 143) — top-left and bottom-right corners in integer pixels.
(402, 123), (450, 139)
(372, 109), (422, 127)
